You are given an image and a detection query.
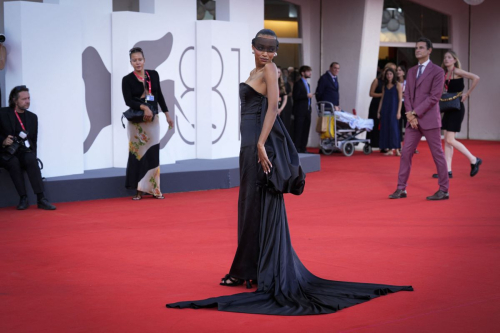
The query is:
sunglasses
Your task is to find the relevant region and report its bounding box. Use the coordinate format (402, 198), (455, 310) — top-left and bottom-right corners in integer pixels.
(13, 85), (27, 92)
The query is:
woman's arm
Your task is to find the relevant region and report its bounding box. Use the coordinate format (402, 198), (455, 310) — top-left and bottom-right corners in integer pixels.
(370, 79), (382, 98)
(152, 71), (169, 113)
(152, 71), (174, 128)
(377, 87), (385, 119)
(278, 95), (287, 114)
(455, 68), (480, 102)
(257, 63), (279, 174)
(396, 82), (403, 120)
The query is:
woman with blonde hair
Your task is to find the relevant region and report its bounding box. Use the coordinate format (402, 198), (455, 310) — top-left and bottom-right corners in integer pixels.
(432, 50), (481, 179)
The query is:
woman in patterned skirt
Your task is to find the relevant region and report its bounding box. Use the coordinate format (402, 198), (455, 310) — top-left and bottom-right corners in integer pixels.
(122, 47), (173, 200)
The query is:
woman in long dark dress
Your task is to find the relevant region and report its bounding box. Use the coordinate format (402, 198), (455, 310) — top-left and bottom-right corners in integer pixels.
(278, 67), (293, 134)
(368, 63), (396, 151)
(122, 47), (174, 200)
(431, 50), (481, 179)
(378, 68), (402, 156)
(167, 30), (412, 316)
(397, 65), (407, 143)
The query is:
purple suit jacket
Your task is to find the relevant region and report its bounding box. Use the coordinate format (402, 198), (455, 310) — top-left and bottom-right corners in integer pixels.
(404, 61), (445, 130)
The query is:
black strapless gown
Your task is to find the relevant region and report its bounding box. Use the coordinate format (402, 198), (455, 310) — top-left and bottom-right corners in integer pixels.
(167, 83), (413, 315)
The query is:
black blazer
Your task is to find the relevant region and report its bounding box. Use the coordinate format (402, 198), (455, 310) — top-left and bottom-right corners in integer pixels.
(0, 107), (38, 159)
(122, 70), (169, 112)
(315, 71), (339, 106)
(292, 79), (310, 116)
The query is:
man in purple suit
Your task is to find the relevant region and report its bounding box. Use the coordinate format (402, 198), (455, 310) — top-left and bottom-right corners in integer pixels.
(389, 38), (449, 200)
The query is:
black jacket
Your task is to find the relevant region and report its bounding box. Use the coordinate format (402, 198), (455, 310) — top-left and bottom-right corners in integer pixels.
(0, 107), (38, 160)
(315, 71), (339, 106)
(122, 69), (169, 112)
(292, 79), (311, 116)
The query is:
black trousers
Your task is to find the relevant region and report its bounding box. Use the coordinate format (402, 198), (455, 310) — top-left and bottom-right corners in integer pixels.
(293, 111), (311, 153)
(0, 150), (44, 197)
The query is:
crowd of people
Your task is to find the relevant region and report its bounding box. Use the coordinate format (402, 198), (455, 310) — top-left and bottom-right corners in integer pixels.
(0, 34), (482, 209)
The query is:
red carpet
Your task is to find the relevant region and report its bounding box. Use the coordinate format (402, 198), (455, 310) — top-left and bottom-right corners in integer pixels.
(1, 140), (499, 332)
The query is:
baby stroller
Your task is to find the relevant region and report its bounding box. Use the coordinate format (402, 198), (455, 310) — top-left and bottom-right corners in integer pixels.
(315, 101), (373, 156)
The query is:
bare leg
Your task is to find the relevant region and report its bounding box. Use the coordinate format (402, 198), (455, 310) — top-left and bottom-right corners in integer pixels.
(444, 131), (476, 164)
(443, 130), (454, 172)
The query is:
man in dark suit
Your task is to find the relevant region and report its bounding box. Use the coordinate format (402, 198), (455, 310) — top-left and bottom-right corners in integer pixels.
(0, 86), (56, 210)
(315, 62), (340, 111)
(389, 38), (449, 201)
(293, 65), (313, 153)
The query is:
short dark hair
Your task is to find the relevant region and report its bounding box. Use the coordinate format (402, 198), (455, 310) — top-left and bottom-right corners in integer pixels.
(417, 37), (433, 50)
(397, 64), (407, 79)
(384, 68), (397, 86)
(129, 47), (145, 59)
(330, 62), (339, 68)
(299, 65), (312, 75)
(9, 85), (29, 108)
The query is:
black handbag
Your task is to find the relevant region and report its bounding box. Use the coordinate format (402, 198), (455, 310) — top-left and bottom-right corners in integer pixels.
(121, 103), (158, 128)
(439, 91), (462, 112)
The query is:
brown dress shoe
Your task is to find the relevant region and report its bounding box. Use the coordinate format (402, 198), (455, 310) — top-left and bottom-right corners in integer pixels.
(426, 190), (449, 201)
(389, 189), (407, 199)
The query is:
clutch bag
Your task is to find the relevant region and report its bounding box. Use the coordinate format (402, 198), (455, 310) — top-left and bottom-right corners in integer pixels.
(121, 103), (158, 128)
(439, 91), (462, 112)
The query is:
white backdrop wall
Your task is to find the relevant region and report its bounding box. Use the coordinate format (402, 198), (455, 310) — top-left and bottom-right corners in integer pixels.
(470, 0), (500, 141)
(4, 0), (264, 177)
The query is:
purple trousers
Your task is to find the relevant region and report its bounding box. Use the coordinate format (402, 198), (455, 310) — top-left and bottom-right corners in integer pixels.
(397, 126), (449, 192)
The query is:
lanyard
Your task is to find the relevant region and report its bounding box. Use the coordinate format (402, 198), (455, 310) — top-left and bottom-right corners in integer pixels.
(133, 71), (152, 96)
(14, 110), (26, 131)
(444, 68), (454, 92)
(133, 71), (151, 95)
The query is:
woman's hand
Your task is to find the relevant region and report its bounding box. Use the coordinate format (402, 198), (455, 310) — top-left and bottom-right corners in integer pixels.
(166, 113), (174, 129)
(257, 143), (272, 174)
(143, 106), (153, 122)
(377, 113), (381, 119)
(397, 112), (401, 120)
(461, 93), (468, 103)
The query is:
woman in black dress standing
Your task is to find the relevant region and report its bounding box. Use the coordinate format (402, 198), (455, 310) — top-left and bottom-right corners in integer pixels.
(167, 30), (412, 315)
(277, 67), (291, 127)
(368, 63), (395, 150)
(432, 50), (481, 179)
(122, 47), (174, 200)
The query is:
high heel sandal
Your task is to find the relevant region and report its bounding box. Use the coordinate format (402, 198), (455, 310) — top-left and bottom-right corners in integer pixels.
(153, 194), (165, 199)
(396, 149), (401, 156)
(132, 191), (143, 200)
(220, 274), (244, 287)
(383, 150), (394, 156)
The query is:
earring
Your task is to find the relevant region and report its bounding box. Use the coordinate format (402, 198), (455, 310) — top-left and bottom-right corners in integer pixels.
(274, 53), (278, 56)
(252, 51), (255, 54)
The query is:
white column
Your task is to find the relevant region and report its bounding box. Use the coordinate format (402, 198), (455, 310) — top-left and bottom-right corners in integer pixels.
(354, 0), (384, 119)
(195, 21), (213, 158)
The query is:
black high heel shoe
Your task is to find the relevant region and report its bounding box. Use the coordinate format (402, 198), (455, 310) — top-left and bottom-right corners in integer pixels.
(220, 274), (244, 287)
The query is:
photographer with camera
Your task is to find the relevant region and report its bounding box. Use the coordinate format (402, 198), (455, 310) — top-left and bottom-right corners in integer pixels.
(0, 86), (56, 210)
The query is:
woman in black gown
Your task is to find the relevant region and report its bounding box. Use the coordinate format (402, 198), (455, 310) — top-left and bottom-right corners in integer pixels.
(167, 30), (412, 316)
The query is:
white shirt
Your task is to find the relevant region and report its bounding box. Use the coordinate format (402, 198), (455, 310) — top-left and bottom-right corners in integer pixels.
(327, 71), (336, 83)
(417, 59), (430, 75)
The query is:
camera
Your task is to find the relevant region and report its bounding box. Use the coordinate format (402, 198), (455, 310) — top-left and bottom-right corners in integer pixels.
(6, 131), (29, 155)
(0, 34), (5, 43)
